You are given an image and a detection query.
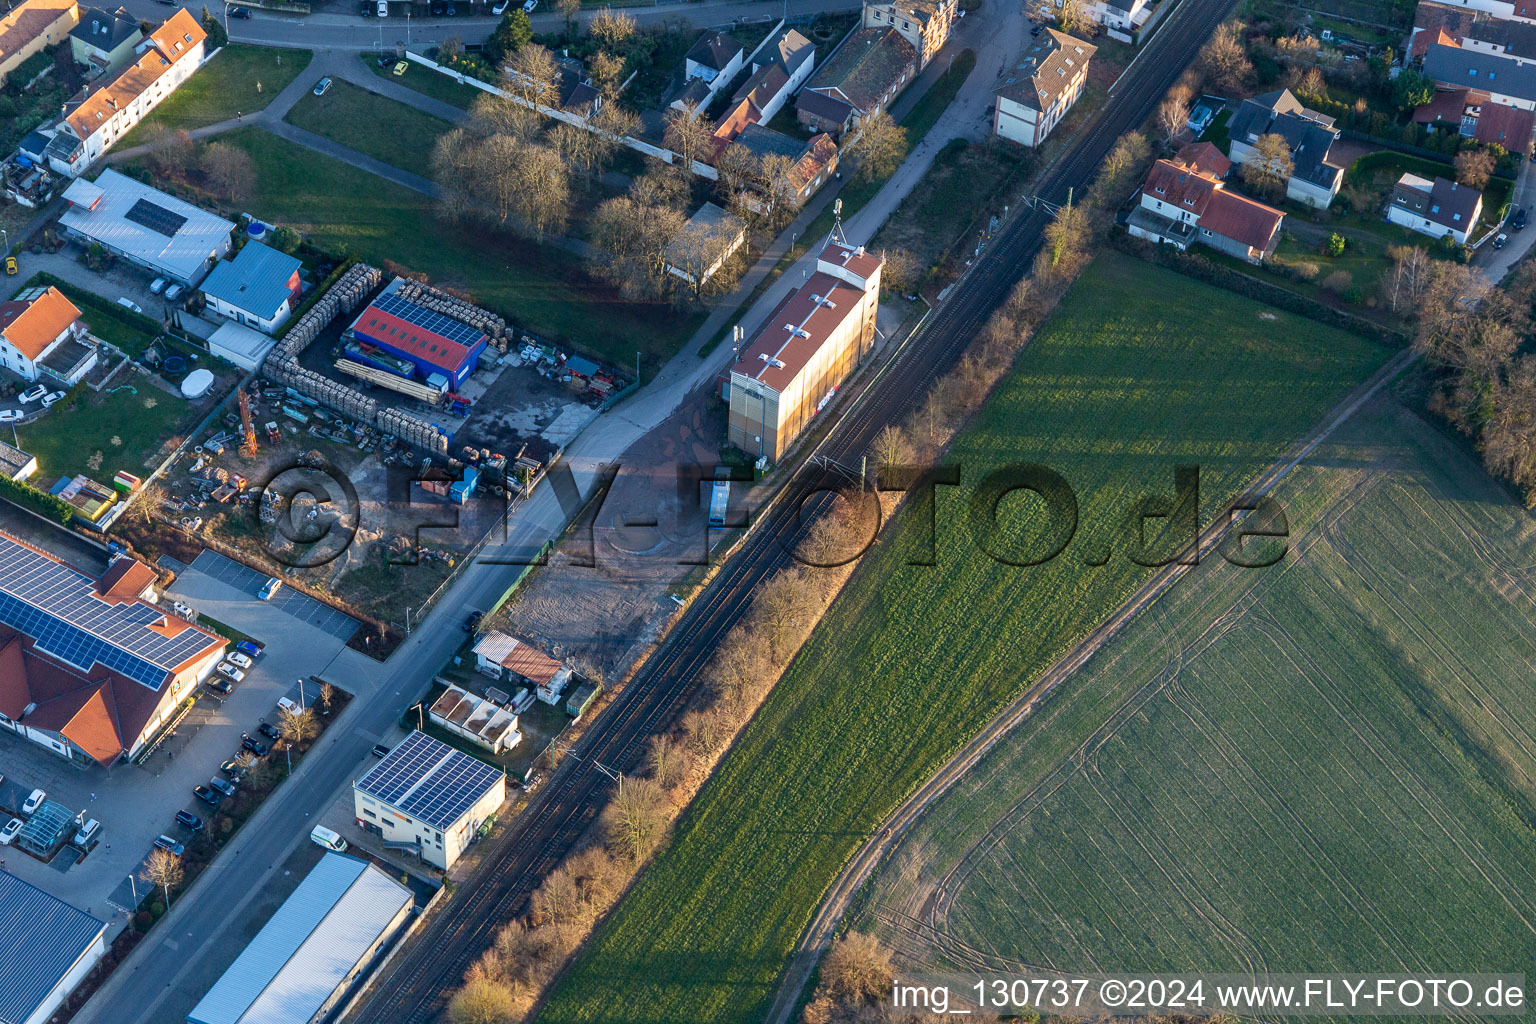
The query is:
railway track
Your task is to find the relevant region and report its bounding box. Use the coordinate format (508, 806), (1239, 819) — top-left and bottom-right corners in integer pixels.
(347, 2), (1233, 1019)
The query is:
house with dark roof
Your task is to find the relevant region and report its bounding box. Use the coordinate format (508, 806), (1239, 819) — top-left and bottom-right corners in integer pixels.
(200, 240), (303, 334)
(0, 535), (225, 765)
(1413, 85), (1536, 153)
(797, 26), (918, 135)
(1410, 0), (1536, 42)
(993, 29), (1096, 147)
(862, 0), (956, 68)
(1387, 172), (1484, 244)
(731, 124), (841, 206)
(1126, 144), (1285, 263)
(1038, 0), (1148, 34)
(1226, 87), (1345, 208)
(0, 872), (108, 1024)
(665, 202), (747, 290)
(1425, 41), (1536, 111)
(686, 29), (744, 83)
(69, 4), (141, 77)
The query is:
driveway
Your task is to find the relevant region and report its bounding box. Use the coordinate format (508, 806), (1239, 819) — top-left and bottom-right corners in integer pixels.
(1474, 151), (1536, 284)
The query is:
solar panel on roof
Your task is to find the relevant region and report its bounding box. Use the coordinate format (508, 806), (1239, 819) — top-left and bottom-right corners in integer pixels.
(123, 198), (188, 238)
(355, 732), (503, 830)
(0, 534), (214, 690)
(371, 294), (486, 350)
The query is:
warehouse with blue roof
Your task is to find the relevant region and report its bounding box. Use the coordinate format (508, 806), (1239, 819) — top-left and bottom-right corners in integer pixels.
(187, 853), (414, 1024)
(200, 240), (304, 335)
(0, 871), (109, 1024)
(343, 279), (487, 390)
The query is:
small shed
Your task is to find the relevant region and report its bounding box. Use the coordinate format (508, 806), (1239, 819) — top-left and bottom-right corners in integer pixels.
(565, 680), (601, 719)
(0, 440), (38, 482)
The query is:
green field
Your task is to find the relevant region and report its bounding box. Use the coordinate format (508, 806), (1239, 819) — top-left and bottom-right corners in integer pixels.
(861, 386), (1536, 993)
(17, 385), (205, 482)
(122, 44), (313, 143)
(539, 252), (1390, 1024)
(284, 78), (453, 179)
(143, 128), (696, 371)
(360, 52), (484, 110)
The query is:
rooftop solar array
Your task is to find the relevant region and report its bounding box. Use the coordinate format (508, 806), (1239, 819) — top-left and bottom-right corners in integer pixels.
(124, 197), (187, 238)
(371, 293), (487, 350)
(0, 533), (217, 690)
(354, 731), (503, 830)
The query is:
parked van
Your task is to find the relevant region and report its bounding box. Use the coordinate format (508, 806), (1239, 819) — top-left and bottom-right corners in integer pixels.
(311, 825), (347, 852)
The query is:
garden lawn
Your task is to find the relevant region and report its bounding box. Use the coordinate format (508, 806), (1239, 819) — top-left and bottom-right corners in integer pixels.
(17, 386), (196, 482)
(122, 44), (313, 142)
(284, 79), (453, 179)
(138, 128), (698, 371)
(539, 250), (1390, 1024)
(861, 387), (1536, 996)
(360, 52), (485, 110)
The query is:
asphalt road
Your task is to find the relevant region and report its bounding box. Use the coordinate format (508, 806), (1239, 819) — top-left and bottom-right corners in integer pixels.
(342, 0), (1242, 1021)
(113, 0), (851, 51)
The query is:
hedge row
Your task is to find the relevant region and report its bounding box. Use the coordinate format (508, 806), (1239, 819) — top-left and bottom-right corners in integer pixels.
(1110, 233), (1407, 347)
(1344, 149), (1463, 187)
(0, 474), (73, 526)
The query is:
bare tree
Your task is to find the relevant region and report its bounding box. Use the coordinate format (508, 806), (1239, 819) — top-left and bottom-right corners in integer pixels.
(715, 140), (757, 198)
(667, 216), (745, 300)
(589, 50), (625, 101)
(820, 932), (894, 1004)
(1239, 132), (1293, 200)
(1058, 0), (1092, 36)
(532, 865), (580, 923)
(752, 568), (814, 664)
(587, 193), (686, 298)
(1454, 147), (1496, 189)
(1158, 94), (1190, 141)
(601, 776), (668, 860)
(870, 424), (913, 483)
(469, 91), (542, 143)
(665, 106), (714, 173)
(448, 977), (519, 1024)
(201, 143), (255, 203)
(587, 7), (636, 52)
(849, 110), (907, 183)
(878, 247), (919, 296)
(503, 43), (557, 109)
(1383, 244), (1431, 313)
(645, 733), (681, 790)
(141, 847), (184, 909)
(1201, 20), (1253, 93)
(555, 0), (579, 34)
(277, 704), (318, 749)
(432, 127), (481, 220)
(319, 680), (335, 715)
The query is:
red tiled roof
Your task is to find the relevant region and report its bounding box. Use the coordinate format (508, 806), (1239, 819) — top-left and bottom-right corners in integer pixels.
(1200, 189), (1284, 253)
(354, 306), (479, 376)
(734, 271), (868, 392)
(0, 627), (173, 765)
(501, 642), (562, 686)
(1172, 141), (1232, 179)
(820, 239), (882, 280)
(1413, 86), (1469, 124)
(0, 286), (80, 360)
(1475, 100), (1535, 148)
(0, 0), (76, 68)
(1142, 159), (1217, 216)
(97, 555), (157, 601)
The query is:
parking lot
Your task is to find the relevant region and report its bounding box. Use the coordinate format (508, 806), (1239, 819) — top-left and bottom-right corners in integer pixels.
(0, 558), (365, 923)
(185, 550), (361, 640)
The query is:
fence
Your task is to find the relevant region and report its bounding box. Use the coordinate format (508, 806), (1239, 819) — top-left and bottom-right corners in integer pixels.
(403, 51), (720, 180)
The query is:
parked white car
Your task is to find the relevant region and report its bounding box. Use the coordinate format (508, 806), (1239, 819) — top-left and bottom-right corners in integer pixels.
(18, 385), (46, 404)
(21, 788), (45, 815)
(0, 410), (22, 423)
(225, 651), (253, 669)
(216, 662), (246, 682)
(40, 392), (64, 408)
(116, 297), (143, 314)
(149, 277), (168, 294)
(0, 818), (20, 845)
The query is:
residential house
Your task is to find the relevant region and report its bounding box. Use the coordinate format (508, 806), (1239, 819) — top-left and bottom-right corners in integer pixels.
(665, 202), (747, 288)
(0, 0), (78, 88)
(1041, 0), (1149, 34)
(993, 29), (1096, 147)
(727, 241), (881, 463)
(733, 124), (840, 207)
(1413, 84), (1536, 152)
(200, 240), (304, 334)
(797, 26), (918, 135)
(0, 285), (98, 385)
(0, 535), (225, 765)
(1424, 41), (1536, 110)
(69, 4), (140, 77)
(473, 630), (572, 704)
(1411, 0), (1536, 57)
(353, 731), (505, 870)
(44, 7), (206, 176)
(1407, 0), (1536, 29)
(862, 0), (956, 69)
(1126, 143), (1286, 263)
(1387, 172), (1483, 243)
(685, 29), (744, 85)
(1226, 87), (1345, 208)
(758, 26), (816, 88)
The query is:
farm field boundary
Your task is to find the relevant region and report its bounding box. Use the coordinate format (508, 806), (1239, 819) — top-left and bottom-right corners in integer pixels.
(536, 250), (1391, 1024)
